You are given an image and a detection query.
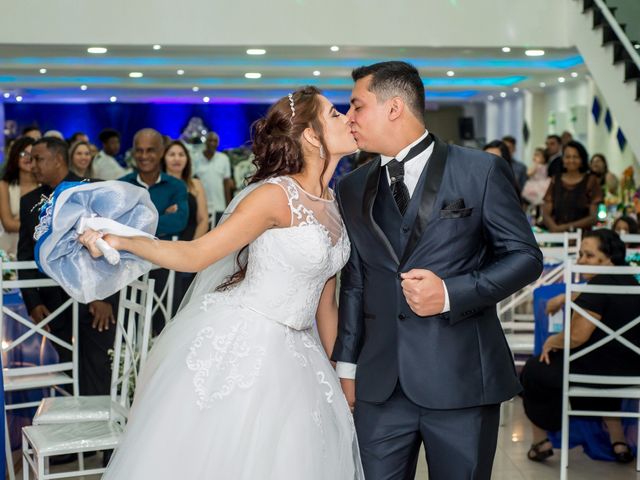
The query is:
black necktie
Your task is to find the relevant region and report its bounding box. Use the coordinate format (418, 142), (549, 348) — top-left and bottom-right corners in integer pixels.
(386, 134), (433, 215)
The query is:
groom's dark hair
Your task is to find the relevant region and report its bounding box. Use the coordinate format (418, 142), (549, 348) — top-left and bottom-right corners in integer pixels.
(352, 61), (425, 123)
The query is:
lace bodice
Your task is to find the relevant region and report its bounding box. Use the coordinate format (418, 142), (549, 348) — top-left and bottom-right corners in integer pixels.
(202, 176), (350, 330)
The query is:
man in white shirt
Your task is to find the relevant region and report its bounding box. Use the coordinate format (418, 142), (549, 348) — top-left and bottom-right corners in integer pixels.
(93, 128), (130, 180)
(193, 132), (234, 225)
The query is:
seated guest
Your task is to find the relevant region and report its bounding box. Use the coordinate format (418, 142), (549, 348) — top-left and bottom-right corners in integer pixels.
(69, 141), (95, 179)
(0, 137), (38, 257)
(18, 137), (117, 395)
(613, 216), (638, 236)
(521, 229), (639, 464)
(93, 128), (130, 180)
(589, 153), (619, 197)
(543, 141), (602, 232)
(120, 129), (188, 333)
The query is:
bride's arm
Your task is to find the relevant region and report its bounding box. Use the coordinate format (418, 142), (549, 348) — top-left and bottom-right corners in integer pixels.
(316, 276), (338, 359)
(80, 184), (290, 273)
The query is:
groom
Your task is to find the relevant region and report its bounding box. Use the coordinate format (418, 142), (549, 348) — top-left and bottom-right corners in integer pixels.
(333, 62), (543, 480)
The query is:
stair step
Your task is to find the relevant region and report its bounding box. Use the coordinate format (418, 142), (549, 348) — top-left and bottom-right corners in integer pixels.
(593, 7), (604, 28)
(583, 0), (595, 13)
(624, 61), (640, 82)
(636, 80), (640, 101)
(612, 42), (632, 64)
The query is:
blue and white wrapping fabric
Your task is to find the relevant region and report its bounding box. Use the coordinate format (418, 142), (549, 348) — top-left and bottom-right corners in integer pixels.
(34, 180), (159, 303)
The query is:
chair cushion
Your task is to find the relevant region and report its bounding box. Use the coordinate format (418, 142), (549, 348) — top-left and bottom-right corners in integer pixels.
(33, 396), (112, 425)
(22, 421), (123, 455)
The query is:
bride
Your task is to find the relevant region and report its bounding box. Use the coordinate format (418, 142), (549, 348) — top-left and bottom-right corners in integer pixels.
(79, 86), (364, 479)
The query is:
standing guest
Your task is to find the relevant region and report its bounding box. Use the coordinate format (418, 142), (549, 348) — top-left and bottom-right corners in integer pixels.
(68, 141), (95, 179)
(120, 129), (188, 333)
(546, 134), (564, 177)
(93, 128), (130, 180)
(88, 143), (99, 159)
(483, 140), (521, 194)
(43, 130), (64, 140)
(522, 147), (551, 206)
(561, 130), (574, 147)
(0, 137), (38, 256)
(501, 135), (528, 193)
(18, 137), (117, 395)
(68, 131), (90, 144)
(22, 126), (42, 141)
(543, 141), (602, 232)
(613, 216), (638, 236)
(589, 153), (619, 196)
(194, 132), (234, 225)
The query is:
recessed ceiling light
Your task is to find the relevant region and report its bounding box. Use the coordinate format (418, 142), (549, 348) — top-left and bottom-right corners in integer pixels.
(525, 49), (545, 57)
(176, 69), (185, 75)
(313, 70), (321, 77)
(502, 47), (511, 53)
(330, 45), (340, 52)
(446, 70), (455, 77)
(500, 92), (507, 98)
(192, 86), (200, 92)
(540, 82), (546, 88)
(129, 72), (143, 78)
(80, 85), (88, 91)
(558, 77), (566, 83)
(635, 43), (640, 50)
(87, 47), (108, 54)
(246, 48), (266, 55)
(39, 68), (47, 74)
(109, 96), (117, 102)
(153, 44), (162, 50)
(513, 87), (520, 93)
(3, 92), (10, 98)
(488, 95), (494, 101)
(571, 72), (578, 78)
(245, 72), (262, 79)
(16, 96), (23, 102)
(203, 96), (210, 103)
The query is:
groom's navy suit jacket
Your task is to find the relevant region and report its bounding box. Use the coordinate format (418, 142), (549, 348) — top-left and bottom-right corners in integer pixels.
(332, 136), (543, 409)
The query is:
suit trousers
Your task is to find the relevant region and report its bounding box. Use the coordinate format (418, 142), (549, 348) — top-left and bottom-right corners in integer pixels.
(354, 384), (500, 480)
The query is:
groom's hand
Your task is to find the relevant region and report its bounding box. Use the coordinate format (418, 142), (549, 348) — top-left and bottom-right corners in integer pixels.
(400, 269), (445, 317)
(340, 378), (356, 413)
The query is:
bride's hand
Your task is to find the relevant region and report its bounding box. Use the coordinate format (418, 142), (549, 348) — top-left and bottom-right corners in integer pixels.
(78, 228), (118, 258)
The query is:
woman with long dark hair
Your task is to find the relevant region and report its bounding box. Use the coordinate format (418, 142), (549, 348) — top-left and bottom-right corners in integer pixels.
(81, 87), (364, 479)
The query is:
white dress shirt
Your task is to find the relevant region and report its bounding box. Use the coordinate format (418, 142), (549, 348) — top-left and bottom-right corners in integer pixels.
(336, 130), (450, 380)
(92, 151), (131, 180)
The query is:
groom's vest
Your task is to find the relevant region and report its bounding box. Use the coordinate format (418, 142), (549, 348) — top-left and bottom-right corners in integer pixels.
(372, 160), (429, 258)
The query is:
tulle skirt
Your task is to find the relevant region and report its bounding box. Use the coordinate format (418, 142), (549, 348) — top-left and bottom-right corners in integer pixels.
(102, 297), (363, 479)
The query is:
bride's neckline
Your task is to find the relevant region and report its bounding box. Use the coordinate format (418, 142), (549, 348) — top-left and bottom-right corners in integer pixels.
(287, 176), (334, 202)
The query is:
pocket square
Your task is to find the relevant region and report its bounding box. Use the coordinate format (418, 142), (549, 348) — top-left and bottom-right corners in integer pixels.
(443, 198), (466, 210)
(440, 207), (473, 219)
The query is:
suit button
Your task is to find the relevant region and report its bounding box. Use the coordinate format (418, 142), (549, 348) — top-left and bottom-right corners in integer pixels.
(397, 272), (402, 279)
(402, 226), (410, 233)
(398, 314), (406, 320)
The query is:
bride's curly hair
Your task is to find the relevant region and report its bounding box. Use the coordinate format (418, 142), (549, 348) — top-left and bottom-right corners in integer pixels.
(217, 86), (330, 290)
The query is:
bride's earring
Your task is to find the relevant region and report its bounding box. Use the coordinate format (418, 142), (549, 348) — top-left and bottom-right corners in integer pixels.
(319, 145), (326, 159)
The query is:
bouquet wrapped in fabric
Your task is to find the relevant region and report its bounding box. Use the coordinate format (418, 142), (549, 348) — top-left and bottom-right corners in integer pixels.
(34, 180), (158, 303)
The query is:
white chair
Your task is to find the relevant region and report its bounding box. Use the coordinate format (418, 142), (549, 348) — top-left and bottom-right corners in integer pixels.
(144, 235), (178, 331)
(620, 233), (640, 257)
(1, 261), (79, 480)
(31, 278), (154, 426)
(21, 278), (155, 479)
(560, 262), (640, 479)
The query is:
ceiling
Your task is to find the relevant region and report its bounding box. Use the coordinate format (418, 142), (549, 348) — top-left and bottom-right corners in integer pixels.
(0, 44), (587, 105)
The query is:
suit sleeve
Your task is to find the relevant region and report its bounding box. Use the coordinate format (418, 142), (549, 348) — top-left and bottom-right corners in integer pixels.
(17, 194), (45, 313)
(444, 156), (543, 324)
(156, 182), (189, 238)
(331, 184), (366, 364)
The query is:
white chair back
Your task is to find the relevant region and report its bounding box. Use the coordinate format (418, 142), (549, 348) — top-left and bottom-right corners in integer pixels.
(620, 233), (640, 257)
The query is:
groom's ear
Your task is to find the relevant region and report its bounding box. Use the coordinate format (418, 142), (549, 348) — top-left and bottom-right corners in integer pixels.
(302, 127), (320, 148)
(388, 96), (404, 121)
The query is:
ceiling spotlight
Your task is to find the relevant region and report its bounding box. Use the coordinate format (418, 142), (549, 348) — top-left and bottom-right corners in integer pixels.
(330, 45), (340, 52)
(109, 96), (117, 102)
(500, 92), (507, 98)
(153, 44), (162, 50)
(558, 76), (566, 83)
(513, 87), (520, 93)
(488, 95), (494, 101)
(80, 85), (88, 91)
(446, 70), (455, 77)
(192, 86), (200, 92)
(245, 72), (262, 79)
(129, 72), (143, 78)
(2, 92), (10, 98)
(502, 47), (511, 53)
(16, 96), (23, 102)
(525, 49), (545, 57)
(176, 69), (185, 75)
(39, 68), (47, 74)
(540, 82), (546, 88)
(571, 72), (579, 78)
(313, 70), (321, 76)
(87, 47), (108, 54)
(246, 48), (266, 55)
(203, 96), (210, 103)
(635, 43), (640, 50)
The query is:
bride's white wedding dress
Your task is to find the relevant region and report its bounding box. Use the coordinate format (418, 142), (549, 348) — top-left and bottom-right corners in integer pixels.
(103, 176), (363, 479)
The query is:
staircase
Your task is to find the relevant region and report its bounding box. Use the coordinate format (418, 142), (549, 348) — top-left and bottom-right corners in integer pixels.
(570, 0), (640, 157)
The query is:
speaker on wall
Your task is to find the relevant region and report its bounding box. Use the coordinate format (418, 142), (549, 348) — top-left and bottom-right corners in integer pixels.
(458, 117), (475, 140)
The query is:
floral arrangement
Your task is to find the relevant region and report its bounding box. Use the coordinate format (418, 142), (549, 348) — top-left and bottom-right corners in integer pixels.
(1, 249), (16, 283)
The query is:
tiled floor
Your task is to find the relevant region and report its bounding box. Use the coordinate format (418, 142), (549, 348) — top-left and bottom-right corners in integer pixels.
(11, 397), (640, 479)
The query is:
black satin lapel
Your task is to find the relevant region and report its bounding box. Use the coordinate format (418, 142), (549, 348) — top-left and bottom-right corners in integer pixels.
(399, 136), (448, 268)
(362, 158), (400, 265)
